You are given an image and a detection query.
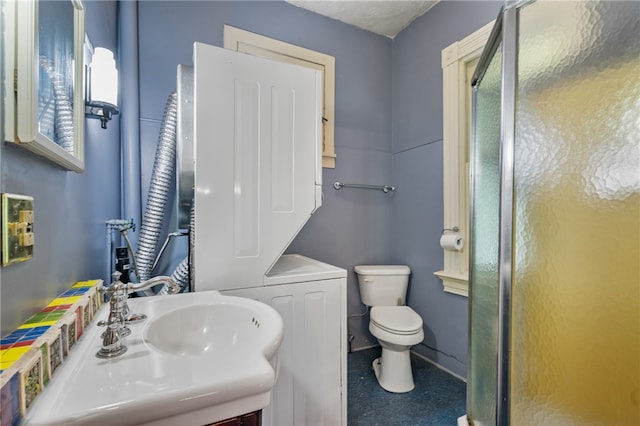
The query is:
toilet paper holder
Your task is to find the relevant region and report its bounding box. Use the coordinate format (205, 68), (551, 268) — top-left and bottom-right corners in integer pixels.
(442, 226), (460, 234)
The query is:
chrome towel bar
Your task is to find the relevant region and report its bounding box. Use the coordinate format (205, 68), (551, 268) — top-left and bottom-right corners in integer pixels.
(333, 181), (395, 193)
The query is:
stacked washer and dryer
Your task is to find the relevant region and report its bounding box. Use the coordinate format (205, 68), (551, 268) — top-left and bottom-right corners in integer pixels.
(180, 41), (425, 424)
(179, 43), (347, 426)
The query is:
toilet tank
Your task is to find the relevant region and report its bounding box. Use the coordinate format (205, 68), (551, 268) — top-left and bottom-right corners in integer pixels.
(354, 265), (411, 306)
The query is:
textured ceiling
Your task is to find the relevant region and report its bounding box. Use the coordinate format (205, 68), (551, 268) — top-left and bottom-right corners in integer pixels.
(286, 1), (439, 38)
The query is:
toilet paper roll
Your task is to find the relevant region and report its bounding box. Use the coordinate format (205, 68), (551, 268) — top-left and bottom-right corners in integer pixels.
(440, 234), (464, 251)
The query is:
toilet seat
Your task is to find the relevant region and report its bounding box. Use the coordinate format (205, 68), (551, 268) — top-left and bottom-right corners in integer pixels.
(370, 306), (422, 335)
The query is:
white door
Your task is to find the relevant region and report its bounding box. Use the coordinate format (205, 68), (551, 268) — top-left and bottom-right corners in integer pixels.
(193, 43), (323, 291)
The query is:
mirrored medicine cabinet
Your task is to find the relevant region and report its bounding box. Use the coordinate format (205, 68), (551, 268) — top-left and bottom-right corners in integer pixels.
(3, 0), (85, 172)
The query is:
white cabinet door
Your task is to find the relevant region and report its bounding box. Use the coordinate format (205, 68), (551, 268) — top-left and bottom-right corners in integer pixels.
(193, 43), (323, 292)
(223, 278), (347, 426)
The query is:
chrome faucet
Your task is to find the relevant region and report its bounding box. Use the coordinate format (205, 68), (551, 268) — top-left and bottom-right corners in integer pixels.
(128, 274), (181, 294)
(122, 274), (181, 323)
(96, 271), (180, 359)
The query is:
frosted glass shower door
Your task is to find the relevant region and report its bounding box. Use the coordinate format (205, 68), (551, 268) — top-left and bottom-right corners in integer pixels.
(511, 1), (640, 424)
(468, 41), (503, 426)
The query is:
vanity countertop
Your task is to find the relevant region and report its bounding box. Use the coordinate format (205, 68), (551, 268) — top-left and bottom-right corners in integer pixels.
(24, 291), (283, 426)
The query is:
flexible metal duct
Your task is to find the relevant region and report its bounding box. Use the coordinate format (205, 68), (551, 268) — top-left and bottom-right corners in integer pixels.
(39, 56), (74, 153)
(158, 204), (193, 295)
(136, 92), (178, 285)
(39, 94), (56, 141)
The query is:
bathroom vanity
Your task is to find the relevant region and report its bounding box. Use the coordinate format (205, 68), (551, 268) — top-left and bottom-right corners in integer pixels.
(22, 292), (284, 426)
(208, 410), (260, 426)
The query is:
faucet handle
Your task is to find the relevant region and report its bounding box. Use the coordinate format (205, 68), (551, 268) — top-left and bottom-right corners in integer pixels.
(97, 317), (119, 328)
(100, 272), (122, 301)
(96, 319), (128, 359)
(97, 310), (131, 338)
(99, 285), (113, 303)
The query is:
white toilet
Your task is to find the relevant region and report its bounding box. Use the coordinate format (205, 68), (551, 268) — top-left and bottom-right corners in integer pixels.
(354, 265), (424, 393)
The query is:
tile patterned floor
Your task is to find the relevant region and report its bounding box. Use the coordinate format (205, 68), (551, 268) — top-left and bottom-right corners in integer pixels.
(348, 347), (466, 426)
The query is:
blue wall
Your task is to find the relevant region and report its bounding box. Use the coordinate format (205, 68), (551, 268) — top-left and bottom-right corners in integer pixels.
(137, 1), (502, 374)
(391, 1), (501, 376)
(1, 0), (502, 378)
(0, 1), (121, 335)
(137, 1), (394, 350)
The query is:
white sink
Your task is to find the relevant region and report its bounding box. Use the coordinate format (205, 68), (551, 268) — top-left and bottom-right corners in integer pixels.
(24, 291), (284, 426)
(146, 303), (267, 356)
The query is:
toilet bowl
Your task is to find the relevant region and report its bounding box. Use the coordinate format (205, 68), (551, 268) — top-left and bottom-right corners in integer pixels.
(354, 265), (424, 393)
(369, 306), (424, 392)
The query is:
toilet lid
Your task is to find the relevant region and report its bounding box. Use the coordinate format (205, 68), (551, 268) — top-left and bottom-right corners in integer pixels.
(354, 265), (411, 276)
(370, 306), (422, 334)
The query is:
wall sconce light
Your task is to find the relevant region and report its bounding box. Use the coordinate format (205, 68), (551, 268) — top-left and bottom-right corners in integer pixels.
(85, 47), (119, 129)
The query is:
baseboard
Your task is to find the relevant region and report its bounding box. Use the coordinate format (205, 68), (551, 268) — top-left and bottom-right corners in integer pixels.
(350, 345), (467, 383)
(350, 343), (380, 352)
(410, 349), (467, 383)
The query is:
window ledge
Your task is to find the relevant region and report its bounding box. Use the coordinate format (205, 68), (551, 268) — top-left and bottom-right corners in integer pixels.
(434, 271), (468, 297)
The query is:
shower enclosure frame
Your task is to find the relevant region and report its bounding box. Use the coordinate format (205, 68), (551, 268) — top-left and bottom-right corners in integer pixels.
(468, 0), (640, 424)
(468, 1), (527, 425)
